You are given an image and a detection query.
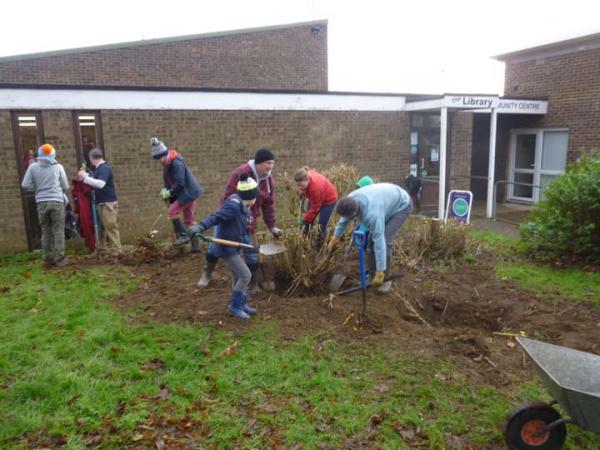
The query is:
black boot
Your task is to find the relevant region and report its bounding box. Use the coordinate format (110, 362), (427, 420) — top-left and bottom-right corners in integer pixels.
(247, 262), (261, 294)
(190, 237), (200, 253)
(172, 219), (190, 247)
(197, 260), (216, 288)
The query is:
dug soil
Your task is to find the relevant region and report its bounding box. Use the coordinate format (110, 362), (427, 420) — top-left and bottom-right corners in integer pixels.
(72, 243), (600, 390)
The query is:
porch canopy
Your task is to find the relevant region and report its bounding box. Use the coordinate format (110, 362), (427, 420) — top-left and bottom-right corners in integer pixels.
(405, 94), (548, 219)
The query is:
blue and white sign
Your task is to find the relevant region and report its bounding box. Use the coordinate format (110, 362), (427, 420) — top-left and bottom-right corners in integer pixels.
(445, 190), (473, 224)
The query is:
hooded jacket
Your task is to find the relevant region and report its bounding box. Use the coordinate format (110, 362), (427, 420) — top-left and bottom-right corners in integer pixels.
(334, 183), (411, 272)
(220, 160), (275, 233)
(303, 170), (338, 224)
(21, 158), (69, 203)
(163, 151), (203, 205)
(199, 194), (252, 257)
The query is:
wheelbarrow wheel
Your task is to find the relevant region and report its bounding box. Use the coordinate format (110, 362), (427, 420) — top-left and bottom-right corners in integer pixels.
(504, 403), (567, 450)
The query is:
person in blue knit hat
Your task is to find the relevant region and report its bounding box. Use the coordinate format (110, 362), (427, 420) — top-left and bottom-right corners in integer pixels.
(188, 173), (260, 319)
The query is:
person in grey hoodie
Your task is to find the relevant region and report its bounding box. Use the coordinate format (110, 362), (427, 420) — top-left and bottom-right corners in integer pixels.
(21, 144), (70, 266)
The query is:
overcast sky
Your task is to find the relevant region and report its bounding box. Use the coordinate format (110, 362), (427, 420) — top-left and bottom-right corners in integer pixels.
(1, 0), (598, 95)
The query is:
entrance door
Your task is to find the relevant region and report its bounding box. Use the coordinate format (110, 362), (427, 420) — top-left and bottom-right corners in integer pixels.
(73, 112), (104, 169)
(11, 112), (45, 250)
(509, 129), (568, 202)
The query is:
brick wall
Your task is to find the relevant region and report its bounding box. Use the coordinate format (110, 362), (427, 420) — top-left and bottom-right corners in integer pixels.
(0, 23), (328, 91)
(449, 111), (473, 192)
(0, 109), (410, 251)
(504, 47), (600, 161)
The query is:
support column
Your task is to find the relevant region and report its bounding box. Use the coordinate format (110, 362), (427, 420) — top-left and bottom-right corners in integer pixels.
(486, 108), (498, 218)
(438, 107), (448, 219)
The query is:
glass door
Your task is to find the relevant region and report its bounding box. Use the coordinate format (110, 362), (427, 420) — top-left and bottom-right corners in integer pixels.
(509, 132), (537, 202)
(509, 129), (568, 203)
(11, 112), (45, 250)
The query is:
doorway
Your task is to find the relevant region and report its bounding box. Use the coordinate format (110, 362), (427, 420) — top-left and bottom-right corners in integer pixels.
(73, 112), (104, 169)
(11, 112), (45, 250)
(508, 129), (568, 203)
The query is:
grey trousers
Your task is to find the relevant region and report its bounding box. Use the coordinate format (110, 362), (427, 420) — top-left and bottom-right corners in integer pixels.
(224, 253), (252, 293)
(37, 201), (65, 264)
(368, 202), (412, 276)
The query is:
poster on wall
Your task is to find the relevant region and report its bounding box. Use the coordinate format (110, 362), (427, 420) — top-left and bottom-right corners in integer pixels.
(410, 164), (417, 177)
(430, 146), (439, 162)
(410, 131), (418, 146)
(445, 190), (473, 224)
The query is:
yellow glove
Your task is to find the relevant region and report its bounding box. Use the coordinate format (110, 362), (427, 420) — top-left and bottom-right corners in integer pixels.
(160, 188), (171, 200)
(373, 271), (385, 287)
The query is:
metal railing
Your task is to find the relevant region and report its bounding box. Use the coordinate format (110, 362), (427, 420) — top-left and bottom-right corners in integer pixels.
(492, 180), (544, 222)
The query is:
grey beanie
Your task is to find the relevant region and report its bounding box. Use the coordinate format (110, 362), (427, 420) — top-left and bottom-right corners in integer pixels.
(150, 137), (168, 159)
(336, 196), (359, 219)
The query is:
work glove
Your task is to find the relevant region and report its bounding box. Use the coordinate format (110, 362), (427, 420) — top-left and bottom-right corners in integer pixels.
(160, 188), (171, 200)
(373, 271), (385, 288)
(270, 227), (282, 238)
(187, 223), (206, 237)
(297, 218), (305, 226)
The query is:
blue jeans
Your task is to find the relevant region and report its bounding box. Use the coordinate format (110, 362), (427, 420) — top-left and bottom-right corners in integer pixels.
(304, 202), (336, 237)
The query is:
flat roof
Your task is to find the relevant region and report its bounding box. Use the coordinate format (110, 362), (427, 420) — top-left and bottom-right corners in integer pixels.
(0, 20), (328, 63)
(0, 82), (437, 100)
(492, 31), (600, 63)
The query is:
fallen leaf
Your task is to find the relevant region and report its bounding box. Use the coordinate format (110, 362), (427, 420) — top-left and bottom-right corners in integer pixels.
(28, 308), (38, 313)
(110, 347), (121, 353)
(132, 434), (144, 442)
(472, 355), (483, 363)
(506, 340), (516, 349)
(176, 386), (188, 395)
(155, 435), (166, 450)
(434, 373), (447, 382)
(83, 433), (103, 446)
(219, 341), (239, 357)
(373, 384), (390, 394)
(200, 347), (211, 355)
(23, 271), (31, 279)
(158, 387), (169, 400)
(197, 310), (208, 315)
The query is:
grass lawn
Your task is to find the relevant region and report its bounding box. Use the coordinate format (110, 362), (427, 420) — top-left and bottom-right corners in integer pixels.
(470, 229), (600, 308)
(1, 254), (599, 449)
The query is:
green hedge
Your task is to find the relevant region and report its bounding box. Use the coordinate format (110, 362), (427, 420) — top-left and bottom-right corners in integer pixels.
(520, 153), (600, 265)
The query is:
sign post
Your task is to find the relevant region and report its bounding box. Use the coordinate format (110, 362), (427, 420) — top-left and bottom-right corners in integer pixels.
(445, 190), (473, 224)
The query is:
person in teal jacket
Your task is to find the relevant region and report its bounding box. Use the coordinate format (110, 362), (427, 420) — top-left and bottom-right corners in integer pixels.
(332, 183), (412, 293)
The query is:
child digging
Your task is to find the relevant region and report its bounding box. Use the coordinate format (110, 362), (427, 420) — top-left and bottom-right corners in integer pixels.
(188, 174), (259, 319)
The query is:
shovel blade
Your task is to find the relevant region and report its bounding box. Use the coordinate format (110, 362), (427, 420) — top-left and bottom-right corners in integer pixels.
(259, 242), (287, 256)
(328, 272), (346, 292)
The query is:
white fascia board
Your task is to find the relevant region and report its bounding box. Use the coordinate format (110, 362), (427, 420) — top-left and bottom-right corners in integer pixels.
(473, 99), (548, 115)
(0, 89), (406, 111)
(404, 98), (444, 111)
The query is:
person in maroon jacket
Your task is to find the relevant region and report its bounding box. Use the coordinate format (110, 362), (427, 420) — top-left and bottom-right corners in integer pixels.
(197, 148), (281, 291)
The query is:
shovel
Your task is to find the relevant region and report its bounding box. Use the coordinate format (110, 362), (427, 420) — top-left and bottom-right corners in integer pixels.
(197, 234), (287, 256)
(327, 237), (355, 292)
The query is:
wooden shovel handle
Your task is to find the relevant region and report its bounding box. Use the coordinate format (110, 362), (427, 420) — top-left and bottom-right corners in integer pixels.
(206, 236), (254, 249)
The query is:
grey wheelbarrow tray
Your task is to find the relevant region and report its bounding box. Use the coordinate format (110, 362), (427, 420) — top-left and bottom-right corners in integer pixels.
(517, 336), (600, 432)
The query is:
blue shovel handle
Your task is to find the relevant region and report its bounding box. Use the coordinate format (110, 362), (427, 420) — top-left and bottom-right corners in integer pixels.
(353, 230), (368, 316)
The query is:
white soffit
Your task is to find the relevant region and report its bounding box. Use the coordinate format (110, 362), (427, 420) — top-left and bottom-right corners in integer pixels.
(0, 89), (407, 111)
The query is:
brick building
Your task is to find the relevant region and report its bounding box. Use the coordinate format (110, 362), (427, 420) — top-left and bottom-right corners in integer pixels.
(0, 22), (597, 252)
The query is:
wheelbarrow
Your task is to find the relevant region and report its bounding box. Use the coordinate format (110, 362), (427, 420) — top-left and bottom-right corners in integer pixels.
(504, 336), (600, 449)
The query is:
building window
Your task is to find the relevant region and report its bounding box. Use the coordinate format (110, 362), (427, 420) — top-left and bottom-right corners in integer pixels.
(73, 112), (104, 169)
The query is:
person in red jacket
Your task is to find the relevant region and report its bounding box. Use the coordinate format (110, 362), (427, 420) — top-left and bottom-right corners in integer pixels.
(294, 167), (338, 237)
(196, 148), (281, 291)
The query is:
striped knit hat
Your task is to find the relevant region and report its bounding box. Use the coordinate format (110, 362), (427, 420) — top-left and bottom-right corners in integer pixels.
(237, 173), (259, 200)
(38, 143), (56, 158)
